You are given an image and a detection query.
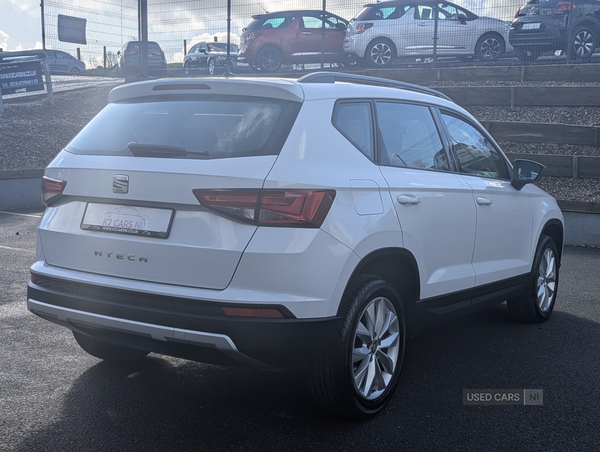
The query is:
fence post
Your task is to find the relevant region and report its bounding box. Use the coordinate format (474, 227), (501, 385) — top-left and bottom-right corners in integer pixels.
(432, 4), (438, 68)
(103, 46), (107, 73)
(77, 48), (80, 60)
(184, 40), (187, 56)
(573, 155), (579, 178)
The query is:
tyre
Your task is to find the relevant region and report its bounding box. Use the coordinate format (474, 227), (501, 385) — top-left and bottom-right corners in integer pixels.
(73, 331), (149, 364)
(207, 58), (216, 76)
(255, 46), (283, 73)
(572, 26), (596, 59)
(183, 62), (191, 75)
(475, 33), (504, 62)
(507, 235), (559, 323)
(310, 277), (406, 419)
(70, 67), (81, 75)
(515, 47), (541, 62)
(365, 39), (395, 67)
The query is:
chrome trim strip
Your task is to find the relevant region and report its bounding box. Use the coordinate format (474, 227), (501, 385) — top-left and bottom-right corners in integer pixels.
(27, 299), (275, 370)
(291, 52), (338, 56)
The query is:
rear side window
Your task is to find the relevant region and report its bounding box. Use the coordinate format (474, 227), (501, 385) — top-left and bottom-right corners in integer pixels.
(377, 102), (449, 171)
(66, 95), (301, 160)
(246, 16), (294, 30)
(333, 102), (374, 160)
(356, 5), (411, 20)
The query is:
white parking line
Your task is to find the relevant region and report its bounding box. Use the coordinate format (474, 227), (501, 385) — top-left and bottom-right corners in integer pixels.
(0, 245), (35, 254)
(0, 211), (42, 219)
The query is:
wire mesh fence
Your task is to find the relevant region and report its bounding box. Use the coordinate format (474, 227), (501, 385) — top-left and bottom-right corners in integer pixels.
(41, 0), (597, 74)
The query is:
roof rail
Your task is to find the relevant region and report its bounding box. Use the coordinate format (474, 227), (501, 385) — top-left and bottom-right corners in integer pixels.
(297, 72), (453, 102)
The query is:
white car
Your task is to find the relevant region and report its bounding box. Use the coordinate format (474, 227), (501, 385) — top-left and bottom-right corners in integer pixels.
(345, 0), (513, 66)
(28, 73), (562, 419)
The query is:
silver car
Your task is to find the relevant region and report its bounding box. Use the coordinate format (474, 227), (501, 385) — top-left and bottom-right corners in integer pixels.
(344, 0), (513, 66)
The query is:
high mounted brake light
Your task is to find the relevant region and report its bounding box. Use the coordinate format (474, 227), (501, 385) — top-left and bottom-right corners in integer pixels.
(41, 176), (67, 206)
(193, 189), (336, 228)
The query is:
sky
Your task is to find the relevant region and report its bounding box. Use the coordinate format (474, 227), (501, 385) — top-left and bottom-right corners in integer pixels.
(1, 0), (523, 63)
(0, 0), (43, 52)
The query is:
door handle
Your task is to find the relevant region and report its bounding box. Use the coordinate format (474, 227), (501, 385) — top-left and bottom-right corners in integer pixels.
(476, 197), (493, 206)
(302, 32), (312, 35)
(397, 195), (421, 205)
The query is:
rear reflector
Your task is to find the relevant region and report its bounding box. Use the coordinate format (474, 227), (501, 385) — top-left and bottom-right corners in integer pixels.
(222, 306), (285, 319)
(193, 189), (336, 228)
(41, 176), (67, 206)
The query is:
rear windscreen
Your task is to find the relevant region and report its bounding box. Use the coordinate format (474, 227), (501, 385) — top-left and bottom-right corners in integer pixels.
(66, 95), (301, 160)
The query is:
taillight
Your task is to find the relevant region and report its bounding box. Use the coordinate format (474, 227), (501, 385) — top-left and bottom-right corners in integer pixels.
(41, 176), (67, 206)
(123, 50), (136, 55)
(555, 2), (575, 14)
(222, 306), (285, 319)
(355, 23), (374, 34)
(193, 189), (336, 228)
(153, 51), (164, 56)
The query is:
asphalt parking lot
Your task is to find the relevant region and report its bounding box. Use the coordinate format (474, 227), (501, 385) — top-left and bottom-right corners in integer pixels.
(1, 209), (599, 451)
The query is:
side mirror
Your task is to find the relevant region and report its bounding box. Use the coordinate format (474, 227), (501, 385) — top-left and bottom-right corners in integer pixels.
(117, 51), (121, 56)
(200, 48), (207, 54)
(458, 14), (467, 24)
(336, 23), (347, 32)
(511, 159), (545, 191)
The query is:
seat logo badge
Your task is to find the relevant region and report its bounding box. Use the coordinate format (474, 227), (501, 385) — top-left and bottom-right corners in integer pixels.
(113, 175), (129, 194)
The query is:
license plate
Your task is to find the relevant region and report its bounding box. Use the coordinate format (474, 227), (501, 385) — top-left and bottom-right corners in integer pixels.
(81, 203), (174, 238)
(522, 23), (541, 30)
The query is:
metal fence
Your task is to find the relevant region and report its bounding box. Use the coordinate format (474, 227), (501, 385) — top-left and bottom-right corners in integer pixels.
(41, 0), (595, 73)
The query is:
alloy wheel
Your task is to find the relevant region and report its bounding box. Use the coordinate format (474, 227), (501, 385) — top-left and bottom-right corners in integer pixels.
(480, 37), (501, 60)
(370, 43), (392, 66)
(574, 30), (594, 58)
(536, 248), (556, 313)
(352, 296), (400, 400)
(259, 49), (281, 71)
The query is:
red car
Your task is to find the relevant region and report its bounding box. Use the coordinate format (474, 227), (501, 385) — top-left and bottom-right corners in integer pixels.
(238, 10), (349, 72)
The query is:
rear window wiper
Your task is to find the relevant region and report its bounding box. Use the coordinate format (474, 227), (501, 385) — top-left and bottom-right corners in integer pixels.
(127, 142), (209, 157)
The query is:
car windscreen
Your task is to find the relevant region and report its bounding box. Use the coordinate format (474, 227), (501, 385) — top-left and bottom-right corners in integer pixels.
(66, 95), (302, 160)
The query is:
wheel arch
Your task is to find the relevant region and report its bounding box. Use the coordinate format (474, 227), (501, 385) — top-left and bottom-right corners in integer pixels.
(367, 36), (398, 59)
(476, 31), (506, 55)
(541, 219), (564, 263)
(337, 248), (420, 327)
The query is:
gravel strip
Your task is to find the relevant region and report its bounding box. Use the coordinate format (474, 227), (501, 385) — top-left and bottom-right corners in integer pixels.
(429, 81), (600, 87)
(0, 85), (115, 171)
(499, 142), (600, 157)
(536, 177), (600, 203)
(465, 105), (600, 126)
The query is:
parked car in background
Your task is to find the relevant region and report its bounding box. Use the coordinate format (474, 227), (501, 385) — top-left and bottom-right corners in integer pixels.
(510, 0), (600, 61)
(44, 50), (86, 74)
(344, 1), (513, 66)
(183, 42), (238, 76)
(28, 73), (563, 419)
(118, 41), (167, 76)
(238, 10), (349, 72)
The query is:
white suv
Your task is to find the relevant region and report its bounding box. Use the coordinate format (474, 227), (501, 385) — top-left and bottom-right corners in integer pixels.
(28, 73), (563, 419)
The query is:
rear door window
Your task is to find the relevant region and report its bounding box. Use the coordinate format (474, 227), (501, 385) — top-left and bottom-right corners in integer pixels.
(67, 95), (301, 160)
(376, 102), (449, 171)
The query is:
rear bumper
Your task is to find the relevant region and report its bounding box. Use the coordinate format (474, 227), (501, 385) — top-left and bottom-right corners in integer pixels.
(27, 277), (340, 370)
(509, 21), (566, 50)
